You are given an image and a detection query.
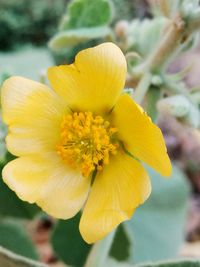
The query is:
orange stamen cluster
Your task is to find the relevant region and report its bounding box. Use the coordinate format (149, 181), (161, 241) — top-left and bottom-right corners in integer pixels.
(56, 112), (119, 177)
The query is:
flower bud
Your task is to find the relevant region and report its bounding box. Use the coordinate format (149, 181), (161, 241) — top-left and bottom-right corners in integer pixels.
(157, 95), (190, 117)
(115, 20), (129, 38)
(151, 75), (163, 86)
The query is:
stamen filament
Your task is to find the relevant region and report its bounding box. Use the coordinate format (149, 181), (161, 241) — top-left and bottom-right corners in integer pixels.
(57, 112), (119, 177)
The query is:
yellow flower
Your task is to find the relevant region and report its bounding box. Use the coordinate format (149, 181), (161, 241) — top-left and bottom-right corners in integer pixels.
(1, 43), (171, 244)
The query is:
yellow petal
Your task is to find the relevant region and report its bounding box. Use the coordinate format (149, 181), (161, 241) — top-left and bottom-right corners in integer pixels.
(1, 76), (68, 156)
(2, 153), (91, 219)
(111, 94), (172, 176)
(48, 42), (127, 114)
(79, 150), (151, 244)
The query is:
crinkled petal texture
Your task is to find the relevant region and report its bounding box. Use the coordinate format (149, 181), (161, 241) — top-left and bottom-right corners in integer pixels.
(110, 94), (172, 176)
(1, 76), (90, 218)
(1, 76), (69, 156)
(1, 45), (170, 244)
(79, 150), (151, 244)
(48, 42), (127, 114)
(2, 153), (91, 219)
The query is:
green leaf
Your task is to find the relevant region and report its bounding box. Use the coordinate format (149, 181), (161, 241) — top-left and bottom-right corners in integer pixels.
(51, 213), (91, 267)
(0, 159), (40, 219)
(0, 221), (38, 260)
(136, 259), (200, 267)
(106, 258), (200, 267)
(60, 0), (113, 30)
(124, 164), (190, 264)
(0, 246), (47, 267)
(157, 95), (191, 118)
(128, 18), (168, 57)
(0, 117), (8, 163)
(0, 71), (11, 87)
(49, 26), (111, 51)
(109, 224), (131, 262)
(0, 142), (7, 163)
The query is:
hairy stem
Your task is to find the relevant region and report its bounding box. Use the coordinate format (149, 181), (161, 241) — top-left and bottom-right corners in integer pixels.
(133, 72), (152, 104)
(133, 8), (200, 104)
(147, 14), (185, 72)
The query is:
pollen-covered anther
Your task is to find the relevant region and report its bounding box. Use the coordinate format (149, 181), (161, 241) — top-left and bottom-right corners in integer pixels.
(56, 112), (119, 177)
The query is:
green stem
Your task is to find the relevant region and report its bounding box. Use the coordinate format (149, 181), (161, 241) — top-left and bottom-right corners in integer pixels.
(146, 86), (161, 122)
(133, 15), (185, 104)
(84, 230), (116, 267)
(133, 72), (152, 104)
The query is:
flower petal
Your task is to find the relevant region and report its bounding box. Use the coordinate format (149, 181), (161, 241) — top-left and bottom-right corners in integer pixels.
(48, 42), (127, 114)
(110, 94), (172, 176)
(79, 151), (151, 243)
(2, 153), (91, 219)
(1, 76), (68, 156)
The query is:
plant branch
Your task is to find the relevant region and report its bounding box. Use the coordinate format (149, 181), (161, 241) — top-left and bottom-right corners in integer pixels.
(133, 72), (152, 104)
(133, 9), (200, 104)
(146, 14), (185, 72)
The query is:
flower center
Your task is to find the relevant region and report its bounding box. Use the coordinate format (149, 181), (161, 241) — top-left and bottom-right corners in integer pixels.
(56, 112), (119, 177)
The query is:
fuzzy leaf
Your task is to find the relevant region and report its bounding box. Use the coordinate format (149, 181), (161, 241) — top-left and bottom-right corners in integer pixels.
(49, 26), (111, 50)
(0, 246), (47, 267)
(125, 165), (190, 264)
(106, 258), (200, 267)
(60, 0), (112, 30)
(136, 259), (200, 267)
(128, 17), (168, 57)
(157, 95), (190, 118)
(0, 221), (38, 260)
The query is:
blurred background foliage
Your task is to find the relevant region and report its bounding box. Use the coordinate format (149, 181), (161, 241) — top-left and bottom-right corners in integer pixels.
(0, 0), (69, 50)
(0, 0), (200, 267)
(0, 0), (147, 52)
